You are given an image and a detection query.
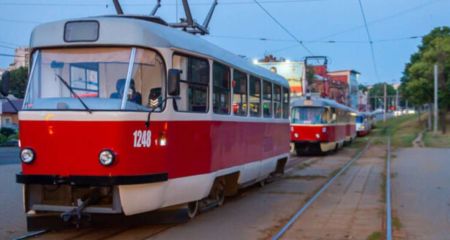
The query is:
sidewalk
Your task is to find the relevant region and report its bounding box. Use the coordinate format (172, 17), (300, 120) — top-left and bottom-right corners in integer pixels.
(392, 148), (450, 240)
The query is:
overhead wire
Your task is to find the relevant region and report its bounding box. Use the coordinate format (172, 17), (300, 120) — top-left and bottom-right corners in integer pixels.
(252, 0), (313, 55)
(357, 0), (379, 81)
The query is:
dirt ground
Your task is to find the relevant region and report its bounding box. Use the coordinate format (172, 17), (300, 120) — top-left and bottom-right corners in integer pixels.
(280, 144), (386, 240)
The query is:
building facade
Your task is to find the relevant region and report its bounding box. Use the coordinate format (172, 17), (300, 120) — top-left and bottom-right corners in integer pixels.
(8, 47), (30, 70)
(328, 70), (360, 109)
(0, 99), (22, 130)
(256, 58), (306, 97)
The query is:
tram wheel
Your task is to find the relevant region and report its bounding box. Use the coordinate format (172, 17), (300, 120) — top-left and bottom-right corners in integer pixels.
(187, 201), (199, 219)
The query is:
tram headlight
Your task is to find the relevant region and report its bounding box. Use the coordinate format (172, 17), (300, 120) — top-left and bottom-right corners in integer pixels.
(294, 133), (299, 138)
(99, 150), (115, 166)
(20, 148), (35, 164)
(315, 133), (321, 139)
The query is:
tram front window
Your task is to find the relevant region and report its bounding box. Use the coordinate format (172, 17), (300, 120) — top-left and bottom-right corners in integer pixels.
(291, 107), (326, 124)
(24, 47), (165, 111)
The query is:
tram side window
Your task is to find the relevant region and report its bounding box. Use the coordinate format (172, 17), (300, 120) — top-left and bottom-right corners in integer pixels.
(249, 76), (261, 117)
(213, 62), (231, 114)
(273, 84), (282, 118)
(263, 80), (272, 118)
(172, 54), (209, 113)
(282, 87), (289, 119)
(233, 70), (248, 116)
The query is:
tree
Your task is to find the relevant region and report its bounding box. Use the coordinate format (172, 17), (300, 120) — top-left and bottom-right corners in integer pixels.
(9, 66), (28, 99)
(400, 27), (450, 133)
(368, 83), (395, 110)
(358, 84), (368, 93)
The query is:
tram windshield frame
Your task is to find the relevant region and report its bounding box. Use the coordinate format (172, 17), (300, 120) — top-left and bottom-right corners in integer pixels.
(23, 47), (166, 111)
(291, 106), (328, 124)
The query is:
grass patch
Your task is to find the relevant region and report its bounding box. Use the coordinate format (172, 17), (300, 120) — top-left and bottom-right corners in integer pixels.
(296, 161), (312, 170)
(423, 131), (450, 148)
(393, 216), (402, 230)
(371, 114), (424, 148)
(367, 231), (382, 240)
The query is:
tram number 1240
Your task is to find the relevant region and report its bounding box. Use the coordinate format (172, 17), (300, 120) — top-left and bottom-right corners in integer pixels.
(133, 130), (151, 148)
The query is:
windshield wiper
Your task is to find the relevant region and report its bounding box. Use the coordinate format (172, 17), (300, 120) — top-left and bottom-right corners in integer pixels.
(55, 74), (92, 113)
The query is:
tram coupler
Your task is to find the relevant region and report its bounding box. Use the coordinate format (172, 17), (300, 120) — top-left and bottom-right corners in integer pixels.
(60, 188), (101, 228)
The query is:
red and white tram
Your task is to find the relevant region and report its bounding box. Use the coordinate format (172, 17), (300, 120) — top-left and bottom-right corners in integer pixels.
(290, 96), (356, 155)
(11, 15), (291, 223)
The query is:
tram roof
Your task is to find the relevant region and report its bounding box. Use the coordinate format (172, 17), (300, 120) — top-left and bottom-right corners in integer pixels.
(291, 96), (357, 113)
(30, 15), (288, 86)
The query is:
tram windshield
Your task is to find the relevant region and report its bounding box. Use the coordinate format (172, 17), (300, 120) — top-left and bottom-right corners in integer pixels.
(291, 107), (326, 124)
(355, 115), (365, 123)
(24, 47), (165, 111)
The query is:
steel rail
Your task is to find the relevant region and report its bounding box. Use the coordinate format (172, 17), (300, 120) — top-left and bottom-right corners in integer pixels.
(386, 136), (392, 240)
(14, 229), (48, 240)
(272, 139), (372, 240)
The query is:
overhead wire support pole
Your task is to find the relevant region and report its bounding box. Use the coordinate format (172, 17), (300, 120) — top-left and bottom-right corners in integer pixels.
(151, 0), (162, 16)
(112, 0), (124, 15)
(253, 0), (313, 55)
(434, 64), (438, 134)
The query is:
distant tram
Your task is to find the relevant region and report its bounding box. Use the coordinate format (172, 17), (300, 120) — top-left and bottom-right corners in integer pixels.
(290, 96), (356, 155)
(10, 14), (291, 225)
(355, 112), (373, 137)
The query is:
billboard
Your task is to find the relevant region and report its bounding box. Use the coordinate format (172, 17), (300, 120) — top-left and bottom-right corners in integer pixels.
(256, 61), (305, 97)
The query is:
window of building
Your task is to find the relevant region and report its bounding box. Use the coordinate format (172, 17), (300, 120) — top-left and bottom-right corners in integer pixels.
(172, 54), (209, 113)
(213, 62), (231, 114)
(233, 70), (248, 116)
(283, 87), (289, 119)
(273, 84), (282, 118)
(249, 76), (261, 117)
(262, 80), (272, 118)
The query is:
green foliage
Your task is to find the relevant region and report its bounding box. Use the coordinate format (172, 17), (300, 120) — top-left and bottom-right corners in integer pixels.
(0, 127), (16, 137)
(401, 27), (450, 107)
(9, 66), (28, 98)
(368, 83), (396, 109)
(0, 134), (6, 144)
(7, 133), (18, 141)
(358, 84), (368, 93)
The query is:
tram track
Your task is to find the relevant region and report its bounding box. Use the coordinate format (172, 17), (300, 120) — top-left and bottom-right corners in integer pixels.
(271, 138), (373, 240)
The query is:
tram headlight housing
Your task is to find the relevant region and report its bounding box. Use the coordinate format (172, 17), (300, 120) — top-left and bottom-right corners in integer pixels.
(20, 148), (35, 164)
(99, 150), (115, 166)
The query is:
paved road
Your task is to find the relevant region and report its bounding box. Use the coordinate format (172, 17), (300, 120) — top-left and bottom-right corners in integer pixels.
(0, 147), (20, 165)
(393, 148), (450, 240)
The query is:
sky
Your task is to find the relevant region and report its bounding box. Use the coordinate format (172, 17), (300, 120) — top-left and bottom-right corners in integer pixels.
(0, 0), (449, 85)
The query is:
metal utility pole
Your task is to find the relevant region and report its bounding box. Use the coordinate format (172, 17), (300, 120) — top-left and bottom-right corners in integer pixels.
(434, 64), (439, 134)
(383, 82), (387, 122)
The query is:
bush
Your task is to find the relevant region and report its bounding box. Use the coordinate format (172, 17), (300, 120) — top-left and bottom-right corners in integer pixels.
(0, 127), (16, 137)
(7, 133), (18, 141)
(0, 134), (7, 144)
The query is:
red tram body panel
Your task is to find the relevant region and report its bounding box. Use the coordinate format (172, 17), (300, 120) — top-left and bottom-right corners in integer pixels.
(290, 96), (356, 154)
(15, 16), (291, 219)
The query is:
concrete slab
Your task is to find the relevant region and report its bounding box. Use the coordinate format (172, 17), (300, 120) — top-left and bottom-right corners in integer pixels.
(281, 145), (385, 240)
(392, 148), (450, 240)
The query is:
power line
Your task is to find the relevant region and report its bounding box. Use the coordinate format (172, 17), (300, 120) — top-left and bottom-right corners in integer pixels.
(207, 34), (423, 43)
(357, 0), (379, 81)
(253, 0), (313, 55)
(0, 53), (24, 58)
(0, 45), (16, 50)
(312, 0), (442, 42)
(0, 17), (41, 24)
(0, 0), (334, 7)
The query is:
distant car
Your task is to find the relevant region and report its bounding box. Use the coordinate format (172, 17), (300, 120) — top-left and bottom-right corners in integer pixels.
(0, 140), (18, 147)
